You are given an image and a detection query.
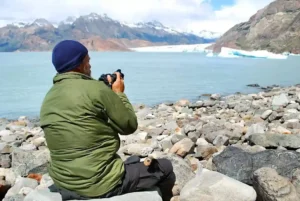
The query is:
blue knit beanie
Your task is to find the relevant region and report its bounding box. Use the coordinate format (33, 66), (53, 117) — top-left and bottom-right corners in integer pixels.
(52, 40), (88, 73)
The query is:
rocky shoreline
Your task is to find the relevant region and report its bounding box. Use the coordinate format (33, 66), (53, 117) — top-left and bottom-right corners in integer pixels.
(1, 84), (300, 200)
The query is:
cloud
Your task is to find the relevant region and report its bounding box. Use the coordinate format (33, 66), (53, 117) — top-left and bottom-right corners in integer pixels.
(0, 0), (275, 33)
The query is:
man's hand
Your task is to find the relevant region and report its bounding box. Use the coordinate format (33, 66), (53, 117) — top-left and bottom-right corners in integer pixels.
(107, 71), (125, 93)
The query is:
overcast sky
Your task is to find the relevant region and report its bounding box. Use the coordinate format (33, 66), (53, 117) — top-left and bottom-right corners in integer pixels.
(0, 0), (274, 33)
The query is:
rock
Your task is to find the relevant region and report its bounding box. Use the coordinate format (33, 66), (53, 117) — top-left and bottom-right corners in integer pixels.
(261, 110), (273, 120)
(212, 146), (300, 185)
(147, 128), (164, 136)
(196, 138), (209, 146)
(0, 143), (12, 154)
(203, 100), (216, 107)
(184, 125), (196, 134)
(292, 169), (300, 198)
(12, 148), (50, 177)
(25, 188), (163, 201)
(272, 94), (289, 109)
(0, 130), (13, 137)
(249, 133), (300, 149)
(149, 152), (194, 192)
(287, 119), (300, 129)
(2, 135), (18, 143)
(169, 138), (194, 157)
(180, 169), (257, 201)
(32, 137), (46, 147)
(232, 144), (266, 153)
(253, 168), (300, 201)
(287, 103), (299, 109)
(36, 174), (54, 189)
(3, 194), (25, 201)
(195, 145), (218, 160)
(164, 121), (179, 133)
(203, 129), (227, 143)
(244, 123), (265, 139)
(0, 155), (11, 168)
(19, 144), (37, 151)
(121, 144), (154, 157)
(268, 111), (283, 122)
(161, 139), (173, 152)
(276, 126), (292, 135)
(247, 84), (260, 88)
(211, 94), (221, 100)
(170, 134), (186, 144)
(213, 135), (229, 147)
(176, 99), (190, 107)
(5, 177), (38, 198)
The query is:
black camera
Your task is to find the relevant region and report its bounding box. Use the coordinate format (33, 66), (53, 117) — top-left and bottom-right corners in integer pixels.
(98, 69), (124, 87)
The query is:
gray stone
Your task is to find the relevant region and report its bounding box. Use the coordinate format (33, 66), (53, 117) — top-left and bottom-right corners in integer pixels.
(287, 119), (300, 129)
(2, 135), (18, 143)
(171, 134), (186, 144)
(121, 144), (154, 157)
(287, 103), (299, 109)
(1, 154), (11, 168)
(268, 111), (283, 122)
(187, 131), (200, 143)
(212, 146), (300, 185)
(213, 135), (229, 147)
(12, 148), (50, 177)
(20, 144), (37, 151)
(292, 169), (300, 198)
(203, 129), (227, 143)
(196, 138), (209, 146)
(180, 169), (257, 201)
(249, 133), (300, 149)
(211, 94), (221, 100)
(3, 194), (25, 201)
(5, 177), (38, 198)
(245, 124), (265, 139)
(184, 125), (196, 134)
(169, 138), (194, 157)
(0, 130), (13, 137)
(195, 145), (218, 160)
(161, 140), (173, 151)
(150, 152), (194, 192)
(261, 110), (273, 120)
(272, 93), (289, 109)
(147, 128), (165, 136)
(25, 188), (163, 201)
(203, 100), (216, 107)
(253, 168), (300, 201)
(0, 142), (12, 154)
(164, 121), (178, 133)
(232, 144), (266, 153)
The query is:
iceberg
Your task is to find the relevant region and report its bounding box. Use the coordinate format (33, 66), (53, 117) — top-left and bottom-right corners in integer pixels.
(217, 47), (288, 59)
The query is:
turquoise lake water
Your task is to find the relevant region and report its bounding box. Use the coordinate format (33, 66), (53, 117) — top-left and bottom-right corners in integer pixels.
(1, 52), (300, 119)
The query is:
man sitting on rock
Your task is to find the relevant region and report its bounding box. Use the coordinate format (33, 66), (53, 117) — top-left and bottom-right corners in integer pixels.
(40, 40), (175, 201)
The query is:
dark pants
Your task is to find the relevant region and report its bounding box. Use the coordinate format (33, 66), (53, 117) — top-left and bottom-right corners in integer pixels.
(49, 156), (176, 201)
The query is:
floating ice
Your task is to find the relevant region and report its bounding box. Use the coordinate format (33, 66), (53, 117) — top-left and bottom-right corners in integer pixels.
(217, 47), (288, 59)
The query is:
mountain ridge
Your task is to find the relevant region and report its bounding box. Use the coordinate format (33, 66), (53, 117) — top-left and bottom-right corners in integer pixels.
(210, 0), (300, 54)
(0, 13), (220, 52)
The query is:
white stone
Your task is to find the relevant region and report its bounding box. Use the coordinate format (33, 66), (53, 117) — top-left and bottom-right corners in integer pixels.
(32, 137), (46, 147)
(180, 169), (257, 201)
(0, 130), (13, 137)
(196, 138), (209, 146)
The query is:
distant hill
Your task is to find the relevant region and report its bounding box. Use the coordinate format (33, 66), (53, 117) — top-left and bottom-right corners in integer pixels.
(0, 13), (219, 52)
(210, 0), (300, 54)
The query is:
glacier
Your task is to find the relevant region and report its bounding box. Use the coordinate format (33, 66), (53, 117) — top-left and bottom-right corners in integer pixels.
(130, 43), (213, 52)
(211, 47), (288, 59)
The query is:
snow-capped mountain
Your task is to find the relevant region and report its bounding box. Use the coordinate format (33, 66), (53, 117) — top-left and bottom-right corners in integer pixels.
(0, 12), (219, 52)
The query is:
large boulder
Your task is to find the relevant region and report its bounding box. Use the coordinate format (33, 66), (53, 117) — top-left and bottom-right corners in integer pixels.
(24, 188), (163, 201)
(249, 133), (300, 149)
(212, 146), (300, 185)
(180, 169), (256, 201)
(253, 168), (300, 201)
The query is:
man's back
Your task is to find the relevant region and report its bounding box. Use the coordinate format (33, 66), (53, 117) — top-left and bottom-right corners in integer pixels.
(40, 72), (137, 197)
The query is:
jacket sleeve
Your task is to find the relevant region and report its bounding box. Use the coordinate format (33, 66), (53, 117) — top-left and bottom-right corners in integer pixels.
(97, 87), (138, 135)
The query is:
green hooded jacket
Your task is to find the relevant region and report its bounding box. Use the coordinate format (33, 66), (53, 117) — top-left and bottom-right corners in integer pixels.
(40, 72), (138, 197)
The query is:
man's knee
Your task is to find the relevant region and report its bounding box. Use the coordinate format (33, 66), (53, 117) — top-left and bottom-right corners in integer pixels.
(156, 159), (173, 177)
